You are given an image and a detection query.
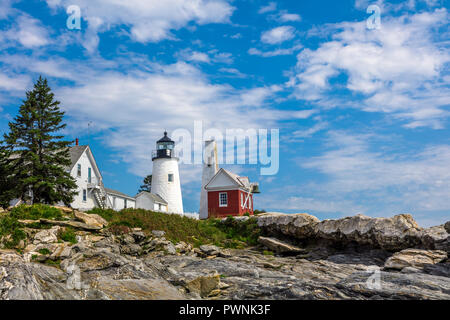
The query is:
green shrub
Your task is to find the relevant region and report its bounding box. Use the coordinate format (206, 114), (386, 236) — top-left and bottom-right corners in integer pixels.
(38, 248), (51, 255)
(58, 227), (77, 244)
(0, 216), (26, 248)
(10, 204), (64, 221)
(86, 208), (262, 248)
(253, 209), (266, 216)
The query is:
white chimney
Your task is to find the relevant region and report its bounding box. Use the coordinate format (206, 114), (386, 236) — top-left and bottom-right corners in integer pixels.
(199, 140), (218, 219)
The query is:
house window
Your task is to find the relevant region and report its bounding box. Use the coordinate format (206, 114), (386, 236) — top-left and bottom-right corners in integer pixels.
(77, 164), (81, 177)
(88, 167), (92, 183)
(219, 192), (228, 207)
(241, 193), (244, 208)
(168, 174), (174, 182)
(82, 189), (87, 202)
(124, 199), (127, 209)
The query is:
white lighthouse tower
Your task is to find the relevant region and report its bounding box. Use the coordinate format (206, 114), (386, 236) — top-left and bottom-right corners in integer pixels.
(199, 140), (218, 219)
(151, 131), (184, 214)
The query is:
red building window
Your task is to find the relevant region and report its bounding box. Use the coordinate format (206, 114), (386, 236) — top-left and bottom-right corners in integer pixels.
(219, 192), (228, 207)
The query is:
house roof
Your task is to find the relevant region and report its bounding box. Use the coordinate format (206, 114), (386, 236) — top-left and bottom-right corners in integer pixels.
(136, 191), (168, 205)
(69, 145), (88, 170)
(105, 187), (135, 200)
(204, 168), (251, 191)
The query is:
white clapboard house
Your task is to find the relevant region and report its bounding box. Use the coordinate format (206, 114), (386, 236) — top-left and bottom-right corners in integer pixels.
(66, 143), (137, 211)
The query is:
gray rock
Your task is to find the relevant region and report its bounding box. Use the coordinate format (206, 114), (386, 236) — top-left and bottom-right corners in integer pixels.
(337, 271), (450, 300)
(74, 211), (108, 228)
(445, 221), (450, 234)
(256, 213), (448, 251)
(33, 227), (60, 244)
(131, 231), (146, 243)
(120, 243), (142, 256)
(258, 236), (305, 255)
(165, 243), (177, 255)
(384, 249), (447, 270)
(152, 230), (166, 238)
(40, 219), (102, 231)
(199, 245), (220, 256)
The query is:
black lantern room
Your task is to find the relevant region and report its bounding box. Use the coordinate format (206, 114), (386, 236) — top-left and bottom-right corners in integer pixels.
(152, 131), (175, 160)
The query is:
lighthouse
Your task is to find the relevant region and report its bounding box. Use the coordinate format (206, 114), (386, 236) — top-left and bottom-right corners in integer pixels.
(199, 140), (219, 219)
(151, 131), (184, 214)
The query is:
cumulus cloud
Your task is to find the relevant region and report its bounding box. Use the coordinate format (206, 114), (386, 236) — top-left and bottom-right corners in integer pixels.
(291, 8), (450, 128)
(45, 0), (234, 47)
(297, 131), (450, 219)
(261, 26), (296, 44)
(0, 14), (50, 48)
(7, 57), (300, 180)
(258, 2), (277, 14)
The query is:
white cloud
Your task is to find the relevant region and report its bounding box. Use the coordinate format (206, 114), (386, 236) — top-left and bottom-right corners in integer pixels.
(45, 0), (235, 47)
(292, 121), (328, 139)
(7, 57), (301, 180)
(176, 49), (211, 63)
(278, 13), (301, 22)
(0, 73), (30, 92)
(299, 131), (450, 215)
(258, 2), (277, 14)
(261, 26), (296, 44)
(248, 44), (302, 57)
(291, 8), (450, 128)
(1, 14), (50, 48)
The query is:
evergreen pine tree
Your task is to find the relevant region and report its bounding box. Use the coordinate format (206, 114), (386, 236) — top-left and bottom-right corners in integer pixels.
(3, 76), (77, 206)
(0, 144), (16, 209)
(138, 174), (152, 193)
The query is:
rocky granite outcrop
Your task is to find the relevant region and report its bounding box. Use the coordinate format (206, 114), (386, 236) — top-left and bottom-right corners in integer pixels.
(258, 236), (306, 255)
(384, 249), (447, 270)
(256, 213), (449, 252)
(0, 210), (449, 300)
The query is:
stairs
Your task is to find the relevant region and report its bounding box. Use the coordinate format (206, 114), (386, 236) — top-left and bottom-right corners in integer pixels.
(90, 184), (111, 209)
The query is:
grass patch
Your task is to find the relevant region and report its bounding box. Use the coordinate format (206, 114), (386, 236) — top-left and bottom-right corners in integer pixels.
(38, 248), (51, 255)
(10, 204), (64, 221)
(0, 216), (26, 248)
(87, 208), (262, 248)
(57, 227), (77, 244)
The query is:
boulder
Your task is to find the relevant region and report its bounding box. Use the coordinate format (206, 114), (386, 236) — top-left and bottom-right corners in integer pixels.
(152, 230), (166, 238)
(131, 231), (146, 243)
(258, 236), (305, 255)
(420, 225), (448, 249)
(316, 214), (422, 251)
(165, 243), (177, 255)
(40, 219), (102, 231)
(74, 211), (108, 228)
(257, 213), (319, 238)
(185, 274), (220, 298)
(52, 206), (73, 214)
(33, 226), (60, 244)
(445, 222), (450, 234)
(384, 249), (448, 270)
(175, 241), (191, 254)
(199, 245), (220, 256)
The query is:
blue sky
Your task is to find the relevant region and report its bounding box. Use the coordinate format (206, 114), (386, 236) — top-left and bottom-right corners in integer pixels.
(0, 0), (449, 226)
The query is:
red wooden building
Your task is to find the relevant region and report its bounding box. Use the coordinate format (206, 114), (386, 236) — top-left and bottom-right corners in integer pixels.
(204, 168), (259, 218)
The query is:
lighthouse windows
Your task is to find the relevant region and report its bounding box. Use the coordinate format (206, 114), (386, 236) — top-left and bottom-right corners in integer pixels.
(168, 174), (174, 182)
(219, 192), (228, 207)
